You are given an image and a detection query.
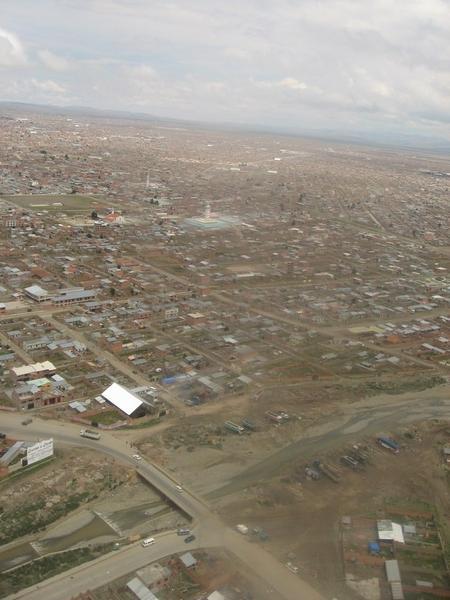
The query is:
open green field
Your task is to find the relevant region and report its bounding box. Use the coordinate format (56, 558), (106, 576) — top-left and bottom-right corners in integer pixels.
(3, 194), (105, 213)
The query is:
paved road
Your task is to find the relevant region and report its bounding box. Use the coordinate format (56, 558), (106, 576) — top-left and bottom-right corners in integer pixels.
(4, 386), (450, 599)
(7, 529), (219, 600)
(0, 413), (325, 600)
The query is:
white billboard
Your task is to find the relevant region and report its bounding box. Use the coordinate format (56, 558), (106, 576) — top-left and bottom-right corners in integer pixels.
(26, 438), (54, 465)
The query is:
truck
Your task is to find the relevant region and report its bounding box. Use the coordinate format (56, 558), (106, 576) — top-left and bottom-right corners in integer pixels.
(251, 527), (269, 541)
(266, 410), (290, 424)
(340, 455), (360, 470)
(377, 436), (399, 454)
(241, 418), (257, 431)
(351, 444), (371, 464)
(224, 421), (245, 435)
(236, 524), (249, 535)
(313, 460), (341, 483)
(265, 411), (283, 423)
(80, 428), (101, 440)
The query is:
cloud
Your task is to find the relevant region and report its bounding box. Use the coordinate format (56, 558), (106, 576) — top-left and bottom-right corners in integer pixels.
(1, 0), (450, 140)
(0, 27), (27, 66)
(279, 78), (308, 91)
(0, 75), (70, 106)
(38, 49), (69, 71)
(30, 78), (67, 94)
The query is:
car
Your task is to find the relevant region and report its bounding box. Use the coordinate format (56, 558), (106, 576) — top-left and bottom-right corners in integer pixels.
(175, 484), (183, 493)
(141, 537), (155, 547)
(184, 534), (196, 543)
(177, 528), (190, 536)
(132, 454), (142, 461)
(21, 418), (32, 426)
(286, 562), (298, 574)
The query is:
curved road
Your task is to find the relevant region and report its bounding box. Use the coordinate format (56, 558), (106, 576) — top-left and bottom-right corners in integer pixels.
(0, 413), (325, 600)
(7, 530), (213, 600)
(4, 387), (448, 600)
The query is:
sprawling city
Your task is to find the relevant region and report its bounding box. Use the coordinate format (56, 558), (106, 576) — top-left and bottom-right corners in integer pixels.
(1, 2), (450, 600)
(0, 101), (449, 600)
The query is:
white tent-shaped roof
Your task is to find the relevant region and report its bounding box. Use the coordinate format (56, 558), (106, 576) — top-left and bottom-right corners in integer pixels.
(101, 382), (143, 416)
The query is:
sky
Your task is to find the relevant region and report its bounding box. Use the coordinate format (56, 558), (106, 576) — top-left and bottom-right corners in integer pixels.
(1, 0), (450, 142)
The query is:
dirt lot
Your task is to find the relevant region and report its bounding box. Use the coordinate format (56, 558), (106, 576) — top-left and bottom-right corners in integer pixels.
(216, 421), (450, 599)
(137, 383), (347, 492)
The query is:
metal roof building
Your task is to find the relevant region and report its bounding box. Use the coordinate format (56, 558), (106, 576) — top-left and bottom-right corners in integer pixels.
(377, 520), (404, 543)
(101, 382), (145, 416)
(24, 285), (49, 302)
(386, 559), (401, 582)
(126, 577), (158, 600)
(207, 592), (226, 600)
(52, 289), (97, 305)
(385, 560), (404, 600)
(180, 552), (197, 568)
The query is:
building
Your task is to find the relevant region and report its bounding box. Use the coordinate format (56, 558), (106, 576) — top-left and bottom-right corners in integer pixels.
(13, 373), (71, 410)
(385, 560), (404, 600)
(164, 306), (179, 320)
(442, 446), (450, 463)
(186, 312), (206, 325)
(207, 593), (226, 600)
(179, 552), (197, 569)
(23, 336), (51, 351)
(377, 520), (404, 543)
(126, 577), (158, 600)
(52, 288), (97, 306)
(24, 284), (49, 302)
(24, 285), (96, 306)
(101, 382), (147, 417)
(11, 360), (56, 382)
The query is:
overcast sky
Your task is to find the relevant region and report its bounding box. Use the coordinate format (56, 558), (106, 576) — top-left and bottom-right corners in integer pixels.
(1, 0), (450, 141)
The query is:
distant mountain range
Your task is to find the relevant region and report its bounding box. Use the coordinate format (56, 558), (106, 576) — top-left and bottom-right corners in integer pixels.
(1, 100), (449, 154)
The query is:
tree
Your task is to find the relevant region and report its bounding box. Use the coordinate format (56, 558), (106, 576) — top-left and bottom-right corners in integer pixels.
(110, 287), (116, 297)
(91, 210), (98, 220)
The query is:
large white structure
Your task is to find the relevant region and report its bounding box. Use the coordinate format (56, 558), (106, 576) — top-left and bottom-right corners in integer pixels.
(101, 382), (145, 417)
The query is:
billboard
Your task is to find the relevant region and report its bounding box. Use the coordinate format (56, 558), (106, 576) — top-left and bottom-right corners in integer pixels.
(26, 438), (54, 465)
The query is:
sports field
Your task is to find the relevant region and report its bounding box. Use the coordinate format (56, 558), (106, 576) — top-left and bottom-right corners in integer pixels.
(4, 194), (104, 213)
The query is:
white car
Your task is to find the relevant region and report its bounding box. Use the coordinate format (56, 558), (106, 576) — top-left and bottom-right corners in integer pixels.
(286, 562), (299, 574)
(141, 537), (155, 547)
(132, 454), (142, 461)
(175, 484), (183, 493)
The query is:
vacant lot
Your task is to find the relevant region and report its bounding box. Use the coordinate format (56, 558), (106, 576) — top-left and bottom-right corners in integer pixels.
(218, 420), (450, 599)
(0, 448), (130, 545)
